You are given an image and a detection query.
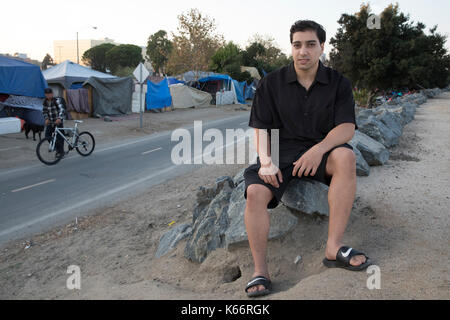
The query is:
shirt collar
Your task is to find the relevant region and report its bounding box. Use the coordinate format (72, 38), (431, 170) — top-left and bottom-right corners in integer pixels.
(286, 60), (329, 85)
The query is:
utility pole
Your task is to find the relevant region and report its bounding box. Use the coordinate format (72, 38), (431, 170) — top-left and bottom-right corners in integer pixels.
(76, 32), (79, 64)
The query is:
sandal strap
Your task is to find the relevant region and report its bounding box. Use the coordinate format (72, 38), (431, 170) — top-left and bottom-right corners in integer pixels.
(336, 246), (368, 265)
(245, 276), (271, 292)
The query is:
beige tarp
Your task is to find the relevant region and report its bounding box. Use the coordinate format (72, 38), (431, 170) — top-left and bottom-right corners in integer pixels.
(169, 84), (212, 108)
(240, 66), (261, 80)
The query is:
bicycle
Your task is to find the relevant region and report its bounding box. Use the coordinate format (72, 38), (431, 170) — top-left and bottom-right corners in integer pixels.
(36, 120), (95, 165)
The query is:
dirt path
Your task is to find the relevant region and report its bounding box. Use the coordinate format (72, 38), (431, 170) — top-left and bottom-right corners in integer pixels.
(0, 94), (448, 299)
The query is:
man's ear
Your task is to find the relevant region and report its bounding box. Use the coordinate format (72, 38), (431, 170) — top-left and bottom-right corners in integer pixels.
(320, 42), (325, 54)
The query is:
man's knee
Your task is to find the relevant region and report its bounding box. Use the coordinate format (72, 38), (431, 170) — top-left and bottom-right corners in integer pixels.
(246, 184), (273, 208)
(329, 147), (356, 171)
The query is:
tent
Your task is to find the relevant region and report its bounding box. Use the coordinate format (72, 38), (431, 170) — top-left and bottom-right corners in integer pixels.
(240, 66), (261, 80)
(83, 77), (133, 116)
(197, 74), (245, 105)
(167, 77), (185, 85)
(169, 84), (212, 109)
(146, 78), (172, 110)
(232, 80), (246, 104)
(0, 56), (48, 98)
(43, 60), (116, 89)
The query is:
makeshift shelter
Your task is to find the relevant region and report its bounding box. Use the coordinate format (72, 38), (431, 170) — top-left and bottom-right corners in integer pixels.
(0, 56), (48, 98)
(146, 78), (172, 110)
(0, 56), (48, 126)
(43, 60), (115, 89)
(167, 77), (185, 85)
(197, 74), (246, 105)
(43, 60), (117, 119)
(83, 77), (133, 116)
(169, 84), (212, 109)
(240, 66), (261, 80)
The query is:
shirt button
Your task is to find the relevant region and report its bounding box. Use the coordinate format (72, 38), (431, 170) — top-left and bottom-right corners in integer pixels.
(304, 112), (308, 116)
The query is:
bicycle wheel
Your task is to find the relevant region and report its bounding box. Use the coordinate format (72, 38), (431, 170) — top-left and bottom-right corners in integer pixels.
(76, 131), (95, 156)
(36, 138), (62, 165)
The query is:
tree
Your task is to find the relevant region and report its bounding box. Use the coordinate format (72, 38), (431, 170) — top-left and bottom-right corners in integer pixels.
(329, 3), (450, 90)
(146, 30), (173, 74)
(242, 35), (291, 74)
(105, 44), (143, 75)
(166, 8), (224, 77)
(41, 54), (55, 70)
(210, 42), (252, 82)
(82, 43), (116, 72)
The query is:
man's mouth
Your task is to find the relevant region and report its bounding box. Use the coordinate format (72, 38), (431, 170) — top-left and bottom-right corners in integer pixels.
(298, 59), (309, 65)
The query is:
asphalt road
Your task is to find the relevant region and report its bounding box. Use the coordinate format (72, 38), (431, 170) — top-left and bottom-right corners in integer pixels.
(0, 113), (252, 244)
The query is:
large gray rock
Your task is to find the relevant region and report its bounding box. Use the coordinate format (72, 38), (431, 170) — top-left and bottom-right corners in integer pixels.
(155, 223), (192, 258)
(225, 182), (298, 247)
(349, 130), (389, 166)
(184, 176), (234, 263)
(400, 102), (418, 124)
(375, 110), (404, 137)
(232, 167), (246, 187)
(281, 178), (330, 216)
(357, 115), (399, 148)
(353, 146), (370, 176)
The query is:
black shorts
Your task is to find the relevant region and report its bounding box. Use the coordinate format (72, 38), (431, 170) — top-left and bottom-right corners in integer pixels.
(244, 143), (354, 209)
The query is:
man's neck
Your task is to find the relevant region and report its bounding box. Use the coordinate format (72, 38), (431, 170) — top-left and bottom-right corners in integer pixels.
(295, 61), (319, 83)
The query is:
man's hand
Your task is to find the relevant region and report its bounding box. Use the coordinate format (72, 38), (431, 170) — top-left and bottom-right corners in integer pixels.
(258, 162), (283, 188)
(55, 119), (61, 126)
(45, 119), (50, 126)
(292, 145), (326, 177)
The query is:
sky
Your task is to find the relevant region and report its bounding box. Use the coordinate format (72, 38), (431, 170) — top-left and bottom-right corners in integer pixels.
(1, 0), (449, 61)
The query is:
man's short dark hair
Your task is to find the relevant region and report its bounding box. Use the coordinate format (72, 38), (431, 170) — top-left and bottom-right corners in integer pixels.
(44, 88), (53, 94)
(290, 20), (326, 44)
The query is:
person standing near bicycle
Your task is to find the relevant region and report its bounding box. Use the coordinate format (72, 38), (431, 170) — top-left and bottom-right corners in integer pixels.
(43, 88), (66, 158)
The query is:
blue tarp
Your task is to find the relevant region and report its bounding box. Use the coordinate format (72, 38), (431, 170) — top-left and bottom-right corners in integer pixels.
(0, 56), (48, 98)
(232, 80), (246, 104)
(146, 78), (172, 110)
(167, 77), (185, 85)
(244, 80), (257, 100)
(198, 74), (232, 82)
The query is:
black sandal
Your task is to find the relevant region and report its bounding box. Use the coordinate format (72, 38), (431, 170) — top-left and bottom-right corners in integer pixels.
(245, 276), (272, 298)
(323, 246), (372, 271)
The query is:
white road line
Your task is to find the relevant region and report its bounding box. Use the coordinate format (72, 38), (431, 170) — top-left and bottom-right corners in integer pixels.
(240, 122), (248, 125)
(142, 147), (163, 155)
(0, 146), (21, 152)
(11, 179), (55, 193)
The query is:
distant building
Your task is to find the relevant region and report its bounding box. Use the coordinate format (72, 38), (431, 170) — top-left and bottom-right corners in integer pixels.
(53, 38), (116, 65)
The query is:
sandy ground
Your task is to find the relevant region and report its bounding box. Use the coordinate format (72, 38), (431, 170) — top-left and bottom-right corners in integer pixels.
(0, 104), (250, 171)
(0, 95), (448, 300)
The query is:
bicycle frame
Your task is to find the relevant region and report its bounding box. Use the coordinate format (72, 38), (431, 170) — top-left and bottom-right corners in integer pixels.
(48, 122), (81, 151)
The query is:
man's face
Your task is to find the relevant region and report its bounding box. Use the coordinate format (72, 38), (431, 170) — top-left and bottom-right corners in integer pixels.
(291, 30), (324, 71)
(45, 92), (53, 100)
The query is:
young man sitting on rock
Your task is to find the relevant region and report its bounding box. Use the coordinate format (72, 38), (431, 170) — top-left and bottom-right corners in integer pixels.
(243, 20), (372, 298)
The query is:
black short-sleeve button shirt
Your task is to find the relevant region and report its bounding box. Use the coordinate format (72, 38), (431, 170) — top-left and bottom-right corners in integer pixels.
(249, 60), (357, 164)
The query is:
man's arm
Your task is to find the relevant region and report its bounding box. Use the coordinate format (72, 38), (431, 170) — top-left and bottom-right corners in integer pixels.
(314, 122), (356, 155)
(42, 102), (50, 124)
